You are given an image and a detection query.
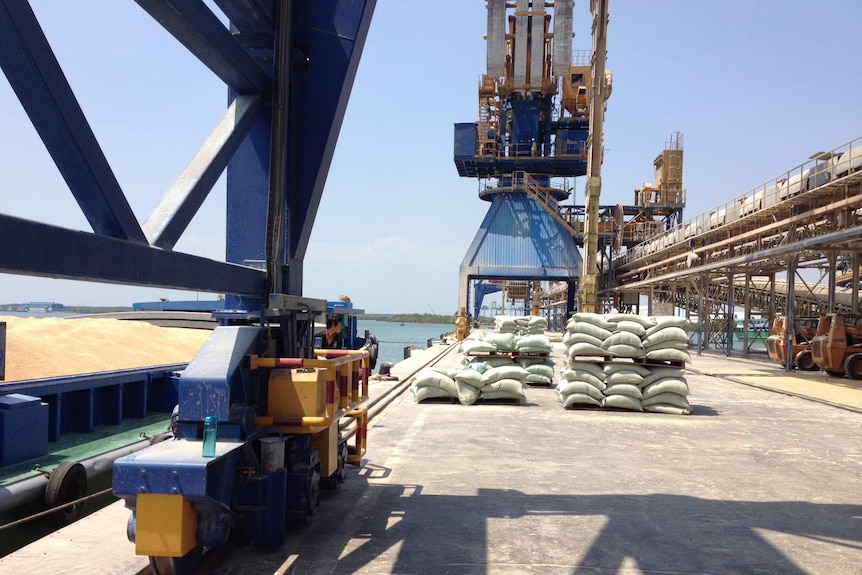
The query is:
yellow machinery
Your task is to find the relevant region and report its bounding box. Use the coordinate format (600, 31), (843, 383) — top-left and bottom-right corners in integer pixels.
(253, 350), (370, 473)
(115, 316), (372, 572)
(766, 316), (820, 371)
(455, 306), (470, 340)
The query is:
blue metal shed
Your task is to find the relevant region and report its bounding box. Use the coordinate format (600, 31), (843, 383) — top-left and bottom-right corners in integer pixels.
(459, 193), (582, 313)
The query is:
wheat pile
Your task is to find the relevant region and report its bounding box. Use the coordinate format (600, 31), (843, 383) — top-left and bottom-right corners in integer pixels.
(0, 316), (211, 382)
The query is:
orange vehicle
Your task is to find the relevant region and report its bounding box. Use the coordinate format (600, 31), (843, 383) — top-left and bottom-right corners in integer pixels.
(810, 313), (862, 378)
(766, 316), (820, 370)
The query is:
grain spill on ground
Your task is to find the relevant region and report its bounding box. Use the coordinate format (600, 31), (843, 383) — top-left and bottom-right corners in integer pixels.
(0, 316), (211, 381)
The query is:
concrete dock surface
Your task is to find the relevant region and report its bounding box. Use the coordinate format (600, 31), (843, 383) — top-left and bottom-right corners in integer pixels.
(3, 341), (862, 574)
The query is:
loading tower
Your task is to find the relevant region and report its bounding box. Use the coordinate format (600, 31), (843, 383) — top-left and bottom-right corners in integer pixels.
(454, 0), (596, 323)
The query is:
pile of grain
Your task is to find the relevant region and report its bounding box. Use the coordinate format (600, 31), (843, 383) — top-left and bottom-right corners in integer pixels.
(0, 316), (211, 382)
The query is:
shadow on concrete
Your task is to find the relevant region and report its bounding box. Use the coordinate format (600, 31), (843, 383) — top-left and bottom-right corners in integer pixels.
(690, 404), (720, 416)
(332, 487), (859, 574)
(211, 471), (862, 574)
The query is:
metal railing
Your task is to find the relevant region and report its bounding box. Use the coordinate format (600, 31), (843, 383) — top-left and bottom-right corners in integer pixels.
(618, 134), (862, 268)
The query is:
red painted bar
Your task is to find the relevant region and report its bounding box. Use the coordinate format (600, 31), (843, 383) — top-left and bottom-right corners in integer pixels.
(326, 378), (335, 404)
(270, 358), (303, 368)
(338, 370), (348, 409)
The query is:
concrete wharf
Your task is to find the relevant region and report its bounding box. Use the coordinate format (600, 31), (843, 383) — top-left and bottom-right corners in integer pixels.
(3, 337), (862, 575)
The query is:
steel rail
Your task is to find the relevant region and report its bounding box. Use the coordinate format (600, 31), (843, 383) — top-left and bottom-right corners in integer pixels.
(340, 341), (461, 440)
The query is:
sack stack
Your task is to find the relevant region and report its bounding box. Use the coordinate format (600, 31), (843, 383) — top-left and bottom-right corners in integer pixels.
(410, 359), (530, 405)
(458, 315), (553, 356)
(414, 315), (555, 405)
(556, 313), (692, 414)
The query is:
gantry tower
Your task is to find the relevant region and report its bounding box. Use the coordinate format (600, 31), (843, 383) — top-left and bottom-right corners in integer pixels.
(454, 0), (592, 322)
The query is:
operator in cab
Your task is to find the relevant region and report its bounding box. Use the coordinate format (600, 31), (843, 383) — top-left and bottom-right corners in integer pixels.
(316, 313), (344, 349)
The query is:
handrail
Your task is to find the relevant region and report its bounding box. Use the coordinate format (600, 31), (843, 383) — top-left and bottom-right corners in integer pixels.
(618, 134), (862, 268)
(250, 350), (371, 464)
(516, 172), (582, 238)
(476, 137), (587, 160)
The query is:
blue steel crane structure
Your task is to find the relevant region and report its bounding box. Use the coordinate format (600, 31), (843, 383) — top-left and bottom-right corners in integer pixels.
(0, 0), (372, 309)
(453, 0), (589, 323)
(0, 1), (377, 572)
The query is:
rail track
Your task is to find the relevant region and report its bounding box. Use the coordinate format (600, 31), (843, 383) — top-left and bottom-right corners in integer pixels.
(340, 340), (460, 440)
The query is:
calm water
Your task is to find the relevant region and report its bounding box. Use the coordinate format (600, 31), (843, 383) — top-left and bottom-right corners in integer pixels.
(357, 320), (452, 369)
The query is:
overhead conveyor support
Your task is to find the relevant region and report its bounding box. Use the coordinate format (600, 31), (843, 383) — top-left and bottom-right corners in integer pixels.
(579, 0), (610, 313)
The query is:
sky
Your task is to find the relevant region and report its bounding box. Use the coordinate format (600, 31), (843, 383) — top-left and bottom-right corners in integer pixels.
(1, 1), (861, 314)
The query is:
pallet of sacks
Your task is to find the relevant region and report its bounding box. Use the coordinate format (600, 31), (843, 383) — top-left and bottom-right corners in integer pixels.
(458, 318), (553, 359)
(411, 315), (557, 405)
(556, 312), (691, 414)
(493, 314), (548, 336)
(411, 353), (555, 405)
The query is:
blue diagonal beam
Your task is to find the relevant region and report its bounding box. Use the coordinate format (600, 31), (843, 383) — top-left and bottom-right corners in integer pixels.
(287, 0), (376, 293)
(135, 0), (271, 95)
(215, 0), (274, 35)
(144, 94), (264, 250)
(0, 215), (264, 296)
(0, 0), (147, 242)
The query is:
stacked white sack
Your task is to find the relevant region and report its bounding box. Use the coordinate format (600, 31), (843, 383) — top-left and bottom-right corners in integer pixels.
(526, 315), (548, 334)
(461, 357), (528, 403)
(556, 360), (606, 408)
(411, 367), (459, 403)
(494, 314), (548, 336)
(640, 367), (691, 414)
(480, 364), (528, 401)
(484, 331), (516, 351)
(410, 361), (528, 406)
(450, 364), (484, 406)
(515, 333), (552, 353)
(603, 330), (646, 359)
(606, 313), (655, 338)
(602, 313), (652, 359)
(459, 332), (497, 355)
(642, 317), (692, 363)
(564, 314), (612, 358)
(601, 362), (651, 411)
(458, 324), (551, 355)
(457, 330), (517, 353)
(516, 356), (556, 385)
(557, 314), (693, 414)
(494, 315), (518, 334)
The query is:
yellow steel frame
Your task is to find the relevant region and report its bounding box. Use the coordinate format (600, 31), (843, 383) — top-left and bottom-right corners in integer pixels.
(250, 350), (370, 464)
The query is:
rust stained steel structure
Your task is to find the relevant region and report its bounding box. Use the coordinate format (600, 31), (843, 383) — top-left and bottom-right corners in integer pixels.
(608, 137), (862, 360)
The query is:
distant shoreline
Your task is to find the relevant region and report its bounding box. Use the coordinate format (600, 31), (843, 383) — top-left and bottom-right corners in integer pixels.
(360, 314), (494, 326)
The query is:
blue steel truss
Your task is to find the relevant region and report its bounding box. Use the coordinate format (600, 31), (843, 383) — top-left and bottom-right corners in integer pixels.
(0, 0), (375, 310)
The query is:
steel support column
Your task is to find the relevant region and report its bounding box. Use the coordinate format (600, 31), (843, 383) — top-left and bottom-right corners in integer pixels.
(696, 275), (705, 355)
(854, 252), (860, 314)
(725, 272), (734, 357)
(827, 252), (838, 313)
(784, 256), (798, 371)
